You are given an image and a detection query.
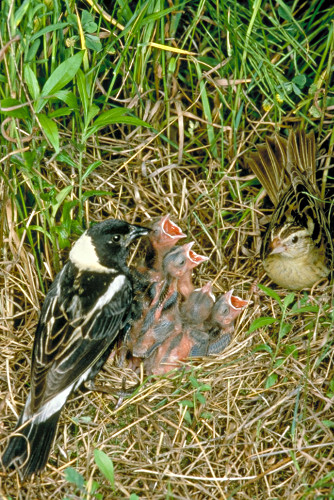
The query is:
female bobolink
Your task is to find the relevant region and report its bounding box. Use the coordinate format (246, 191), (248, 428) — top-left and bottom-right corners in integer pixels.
(246, 129), (333, 290)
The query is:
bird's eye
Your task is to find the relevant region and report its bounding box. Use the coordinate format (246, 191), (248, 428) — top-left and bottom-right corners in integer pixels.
(291, 235), (298, 244)
(111, 234), (121, 243)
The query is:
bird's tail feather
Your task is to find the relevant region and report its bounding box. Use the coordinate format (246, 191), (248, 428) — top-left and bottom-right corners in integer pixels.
(2, 410), (61, 478)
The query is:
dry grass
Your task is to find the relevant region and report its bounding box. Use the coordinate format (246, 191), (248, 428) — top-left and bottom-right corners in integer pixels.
(1, 118), (334, 499)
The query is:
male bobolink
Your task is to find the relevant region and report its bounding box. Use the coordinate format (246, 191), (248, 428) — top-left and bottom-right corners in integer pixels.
(2, 219), (149, 478)
(246, 129), (333, 290)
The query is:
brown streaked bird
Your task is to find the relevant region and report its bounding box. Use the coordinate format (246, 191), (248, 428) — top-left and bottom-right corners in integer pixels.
(246, 129), (333, 290)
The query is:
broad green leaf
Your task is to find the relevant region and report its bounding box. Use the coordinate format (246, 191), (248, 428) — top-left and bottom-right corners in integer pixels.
(41, 52), (84, 99)
(94, 449), (115, 489)
(283, 293), (295, 310)
(257, 284), (282, 307)
(265, 373), (278, 389)
(0, 98), (29, 119)
(87, 104), (100, 124)
(53, 90), (79, 109)
(196, 392), (206, 405)
(85, 34), (102, 52)
(82, 190), (113, 202)
(252, 344), (273, 354)
(51, 185), (73, 218)
(179, 399), (194, 408)
(37, 113), (59, 152)
(30, 22), (69, 43)
(24, 65), (40, 100)
(48, 107), (73, 119)
(93, 108), (149, 128)
(293, 74), (306, 88)
(82, 160), (102, 181)
(64, 467), (85, 489)
(76, 69), (89, 122)
(322, 420), (334, 428)
(81, 11), (98, 33)
(248, 316), (277, 333)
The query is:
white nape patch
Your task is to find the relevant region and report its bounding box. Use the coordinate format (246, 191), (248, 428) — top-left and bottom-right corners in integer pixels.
(70, 232), (115, 273)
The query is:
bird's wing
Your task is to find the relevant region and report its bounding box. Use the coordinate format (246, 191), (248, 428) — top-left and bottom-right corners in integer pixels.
(30, 270), (132, 413)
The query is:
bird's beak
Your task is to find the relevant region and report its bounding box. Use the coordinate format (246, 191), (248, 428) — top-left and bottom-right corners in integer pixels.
(126, 224), (151, 246)
(225, 289), (250, 320)
(269, 237), (286, 255)
(161, 215), (187, 240)
(184, 242), (209, 268)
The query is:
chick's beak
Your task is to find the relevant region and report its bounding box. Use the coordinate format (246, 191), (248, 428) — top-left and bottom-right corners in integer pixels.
(162, 215), (186, 240)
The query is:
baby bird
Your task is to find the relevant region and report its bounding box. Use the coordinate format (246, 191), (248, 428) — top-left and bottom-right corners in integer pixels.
(207, 290), (249, 354)
(132, 242), (204, 359)
(246, 129), (333, 289)
(144, 282), (215, 375)
(142, 214), (186, 281)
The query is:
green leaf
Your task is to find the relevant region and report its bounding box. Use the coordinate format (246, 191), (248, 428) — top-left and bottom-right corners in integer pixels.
(257, 284), (282, 307)
(0, 98), (29, 119)
(129, 494), (140, 500)
(37, 113), (59, 152)
(64, 467), (85, 489)
(196, 392), (206, 405)
(53, 90), (79, 109)
(94, 108), (149, 128)
(84, 109), (150, 141)
(24, 65), (40, 100)
(82, 190), (113, 202)
(81, 11), (98, 33)
(29, 22), (69, 43)
(292, 74), (306, 88)
(321, 420), (334, 428)
(85, 34), (102, 52)
(289, 304), (320, 314)
(183, 409), (192, 425)
(51, 185), (73, 218)
(94, 449), (115, 489)
(198, 384), (211, 392)
(82, 160), (102, 181)
(76, 69), (89, 123)
(200, 411), (213, 420)
(248, 317), (277, 333)
(179, 399), (194, 408)
(189, 375), (200, 388)
(273, 358), (285, 369)
(252, 343), (273, 354)
(48, 107), (73, 118)
(41, 51), (84, 99)
(283, 293), (295, 310)
(265, 373), (278, 389)
(87, 104), (100, 124)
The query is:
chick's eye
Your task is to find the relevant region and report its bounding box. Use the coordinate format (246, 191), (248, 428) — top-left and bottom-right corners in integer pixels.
(291, 235), (298, 244)
(111, 234), (121, 243)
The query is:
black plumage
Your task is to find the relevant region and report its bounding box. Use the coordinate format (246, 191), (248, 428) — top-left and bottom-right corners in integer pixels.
(2, 218), (149, 478)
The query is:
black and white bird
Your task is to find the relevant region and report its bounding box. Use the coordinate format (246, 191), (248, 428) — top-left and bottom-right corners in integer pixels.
(2, 218), (150, 478)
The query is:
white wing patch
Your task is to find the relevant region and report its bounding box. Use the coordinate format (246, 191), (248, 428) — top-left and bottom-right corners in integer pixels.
(69, 232), (115, 273)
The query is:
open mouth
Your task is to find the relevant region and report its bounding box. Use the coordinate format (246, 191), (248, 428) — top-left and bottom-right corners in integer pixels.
(162, 215), (186, 239)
